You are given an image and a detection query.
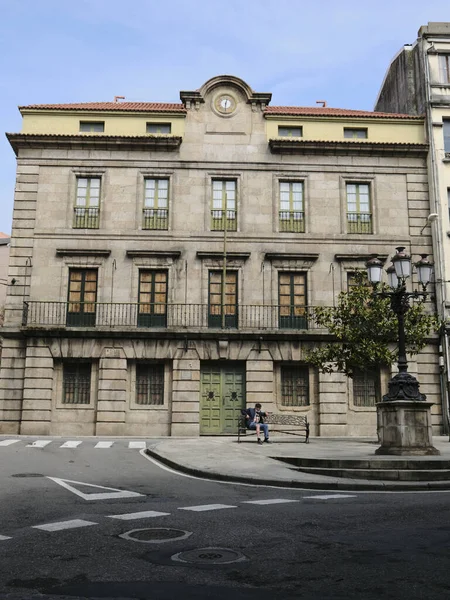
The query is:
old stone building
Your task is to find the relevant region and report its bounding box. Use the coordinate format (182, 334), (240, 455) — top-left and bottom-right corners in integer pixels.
(376, 21), (450, 431)
(0, 75), (441, 437)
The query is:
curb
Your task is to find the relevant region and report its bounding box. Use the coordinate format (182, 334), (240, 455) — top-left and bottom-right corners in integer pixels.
(145, 448), (450, 492)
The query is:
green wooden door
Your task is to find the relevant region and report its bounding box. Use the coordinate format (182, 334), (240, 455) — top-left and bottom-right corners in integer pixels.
(200, 363), (245, 434)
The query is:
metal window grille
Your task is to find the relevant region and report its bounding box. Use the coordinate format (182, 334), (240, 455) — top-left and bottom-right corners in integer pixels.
(353, 369), (379, 407)
(281, 366), (309, 407)
(136, 364), (164, 405)
(63, 363), (91, 404)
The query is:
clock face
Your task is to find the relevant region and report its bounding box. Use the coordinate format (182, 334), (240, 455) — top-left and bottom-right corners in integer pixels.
(214, 94), (237, 115)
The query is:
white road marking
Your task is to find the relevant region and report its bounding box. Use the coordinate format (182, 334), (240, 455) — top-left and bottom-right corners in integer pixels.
(303, 494), (357, 500)
(94, 441), (114, 449)
(178, 504), (237, 512)
(33, 519), (97, 532)
(242, 499), (301, 505)
(108, 510), (170, 520)
(60, 441), (82, 448)
(46, 477), (145, 501)
(0, 535), (12, 540)
(129, 441), (146, 449)
(0, 440), (19, 446)
(26, 440), (52, 448)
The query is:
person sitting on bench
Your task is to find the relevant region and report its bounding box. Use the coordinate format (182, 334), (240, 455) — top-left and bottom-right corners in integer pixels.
(243, 403), (270, 445)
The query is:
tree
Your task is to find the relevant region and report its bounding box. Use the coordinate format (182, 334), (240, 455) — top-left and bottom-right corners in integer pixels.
(306, 274), (439, 377)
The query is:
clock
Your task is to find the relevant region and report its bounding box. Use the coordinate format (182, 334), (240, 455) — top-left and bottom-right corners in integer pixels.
(214, 94), (237, 115)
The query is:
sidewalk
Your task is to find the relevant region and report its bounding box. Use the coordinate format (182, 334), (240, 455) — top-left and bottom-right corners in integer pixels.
(146, 435), (450, 491)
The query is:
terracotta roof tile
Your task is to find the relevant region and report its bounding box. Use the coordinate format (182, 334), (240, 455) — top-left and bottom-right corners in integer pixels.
(265, 106), (422, 119)
(0, 232), (10, 238)
(19, 102), (186, 113)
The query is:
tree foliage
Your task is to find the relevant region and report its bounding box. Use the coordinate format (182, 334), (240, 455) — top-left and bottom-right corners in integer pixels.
(306, 274), (439, 377)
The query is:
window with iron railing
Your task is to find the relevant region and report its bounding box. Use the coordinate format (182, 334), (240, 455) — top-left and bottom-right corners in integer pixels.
(279, 181), (304, 232)
(143, 178), (169, 230)
(74, 177), (101, 228)
(138, 270), (168, 327)
(281, 365), (309, 406)
(211, 180), (237, 231)
(353, 367), (380, 407)
(136, 363), (164, 405)
(63, 362), (91, 404)
(279, 272), (307, 329)
(346, 183), (372, 234)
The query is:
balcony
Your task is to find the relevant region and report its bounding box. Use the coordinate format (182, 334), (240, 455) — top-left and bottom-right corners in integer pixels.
(279, 210), (305, 233)
(142, 208), (168, 230)
(347, 212), (372, 234)
(22, 302), (325, 333)
(211, 209), (237, 231)
(73, 206), (100, 229)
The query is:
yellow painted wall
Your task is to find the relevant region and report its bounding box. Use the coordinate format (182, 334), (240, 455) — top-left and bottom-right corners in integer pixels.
(265, 117), (425, 144)
(21, 111), (186, 136)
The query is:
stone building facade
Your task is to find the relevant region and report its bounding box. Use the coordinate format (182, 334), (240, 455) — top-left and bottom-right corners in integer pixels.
(376, 21), (450, 431)
(0, 75), (441, 437)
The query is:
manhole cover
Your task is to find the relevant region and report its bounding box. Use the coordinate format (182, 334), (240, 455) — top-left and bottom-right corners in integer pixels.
(11, 473), (44, 478)
(119, 528), (192, 544)
(172, 547), (247, 565)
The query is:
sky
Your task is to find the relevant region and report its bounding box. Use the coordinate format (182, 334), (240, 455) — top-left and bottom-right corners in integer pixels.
(0, 0), (449, 234)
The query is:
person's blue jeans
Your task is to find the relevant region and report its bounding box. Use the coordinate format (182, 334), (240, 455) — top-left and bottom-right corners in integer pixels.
(248, 421), (269, 439)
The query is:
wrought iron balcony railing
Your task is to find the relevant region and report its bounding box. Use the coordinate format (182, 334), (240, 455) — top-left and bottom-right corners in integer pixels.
(211, 209), (237, 231)
(22, 301), (326, 332)
(347, 212), (372, 234)
(142, 208), (168, 230)
(73, 207), (99, 229)
(279, 210), (305, 233)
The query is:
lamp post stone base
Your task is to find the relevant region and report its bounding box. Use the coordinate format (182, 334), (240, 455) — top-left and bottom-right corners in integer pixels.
(376, 401), (440, 456)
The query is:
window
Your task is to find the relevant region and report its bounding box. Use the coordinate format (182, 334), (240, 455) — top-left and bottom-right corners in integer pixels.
(147, 122), (171, 134)
(353, 368), (380, 407)
(63, 362), (91, 404)
(281, 366), (309, 407)
(79, 121), (104, 132)
(208, 271), (238, 328)
(346, 183), (372, 233)
(344, 128), (368, 139)
(138, 270), (168, 328)
(278, 126), (302, 137)
(448, 189), (450, 223)
(136, 363), (164, 405)
(211, 180), (237, 231)
(439, 55), (450, 84)
(74, 177), (101, 228)
(347, 271), (369, 291)
(444, 120), (450, 154)
(66, 269), (98, 327)
(143, 178), (169, 230)
(279, 181), (304, 232)
(278, 273), (307, 329)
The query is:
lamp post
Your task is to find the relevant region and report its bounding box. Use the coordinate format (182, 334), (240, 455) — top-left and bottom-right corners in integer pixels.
(366, 247), (439, 455)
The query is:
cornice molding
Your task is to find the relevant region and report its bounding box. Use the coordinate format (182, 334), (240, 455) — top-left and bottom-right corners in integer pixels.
(196, 251), (251, 261)
(56, 249), (111, 257)
(269, 139), (428, 156)
(126, 250), (181, 259)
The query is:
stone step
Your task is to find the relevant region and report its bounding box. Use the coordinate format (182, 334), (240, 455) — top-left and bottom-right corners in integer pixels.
(275, 456), (450, 470)
(294, 466), (450, 481)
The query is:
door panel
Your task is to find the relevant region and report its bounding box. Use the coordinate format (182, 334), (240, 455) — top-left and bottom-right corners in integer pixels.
(200, 363), (245, 434)
(66, 269), (98, 327)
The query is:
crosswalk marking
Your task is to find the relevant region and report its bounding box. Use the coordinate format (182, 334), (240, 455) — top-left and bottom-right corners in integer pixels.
(179, 504), (237, 512)
(60, 441), (83, 448)
(26, 440), (52, 448)
(0, 535), (12, 540)
(242, 499), (301, 505)
(108, 510), (170, 520)
(33, 519), (98, 532)
(95, 441), (114, 449)
(0, 439), (19, 446)
(128, 441), (146, 449)
(303, 494), (357, 500)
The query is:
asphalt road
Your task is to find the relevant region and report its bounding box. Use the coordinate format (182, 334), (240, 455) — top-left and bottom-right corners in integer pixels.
(1, 437), (450, 600)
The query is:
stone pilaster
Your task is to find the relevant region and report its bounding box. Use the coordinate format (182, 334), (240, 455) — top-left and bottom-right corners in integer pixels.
(96, 347), (127, 436)
(318, 371), (348, 436)
(171, 348), (200, 436)
(0, 338), (26, 433)
(20, 342), (53, 435)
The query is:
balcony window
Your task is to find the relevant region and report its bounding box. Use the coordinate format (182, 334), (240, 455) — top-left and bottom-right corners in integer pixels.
(63, 362), (91, 404)
(278, 272), (307, 329)
(138, 270), (168, 328)
(136, 363), (164, 405)
(211, 180), (237, 231)
(74, 177), (100, 229)
(208, 271), (238, 329)
(281, 366), (309, 407)
(346, 183), (372, 234)
(279, 181), (304, 232)
(66, 269), (97, 327)
(143, 179), (169, 230)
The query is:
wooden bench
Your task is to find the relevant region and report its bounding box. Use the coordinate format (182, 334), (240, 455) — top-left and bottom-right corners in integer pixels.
(237, 413), (309, 443)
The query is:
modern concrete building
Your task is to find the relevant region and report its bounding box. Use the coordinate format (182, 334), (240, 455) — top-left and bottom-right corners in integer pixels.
(0, 75), (441, 437)
(376, 22), (450, 431)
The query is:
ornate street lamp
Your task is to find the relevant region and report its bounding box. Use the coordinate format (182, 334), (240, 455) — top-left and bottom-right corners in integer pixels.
(366, 248), (433, 402)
